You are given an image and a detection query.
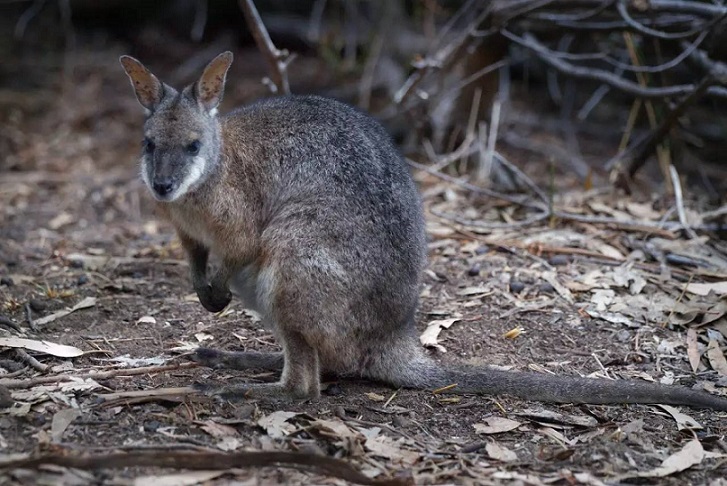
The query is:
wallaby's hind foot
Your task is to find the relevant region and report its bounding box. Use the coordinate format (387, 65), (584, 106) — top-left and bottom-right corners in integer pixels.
(193, 347), (284, 371)
(194, 381), (318, 402)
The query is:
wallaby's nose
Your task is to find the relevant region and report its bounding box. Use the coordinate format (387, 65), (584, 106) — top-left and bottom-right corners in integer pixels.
(153, 179), (174, 197)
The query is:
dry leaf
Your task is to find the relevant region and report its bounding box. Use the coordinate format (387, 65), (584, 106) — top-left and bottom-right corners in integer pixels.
(365, 392), (386, 402)
(685, 281), (727, 297)
(486, 441), (518, 462)
(257, 411), (299, 438)
(419, 318), (460, 353)
(198, 420), (239, 438)
(0, 337), (84, 358)
(457, 286), (490, 296)
(657, 405), (702, 431)
(706, 340), (727, 377)
(624, 439), (704, 478)
(541, 271), (574, 304)
(216, 437), (242, 451)
(34, 296), (97, 326)
(133, 471), (226, 486)
(686, 328), (701, 373)
(50, 408), (81, 442)
(473, 417), (522, 434)
(310, 419), (358, 441)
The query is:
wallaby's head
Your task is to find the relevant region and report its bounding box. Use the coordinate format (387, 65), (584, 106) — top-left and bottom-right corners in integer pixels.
(120, 52), (233, 202)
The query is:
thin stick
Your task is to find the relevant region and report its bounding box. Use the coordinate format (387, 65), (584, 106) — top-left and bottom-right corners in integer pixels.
(669, 164), (698, 239)
(238, 0), (293, 95)
(0, 362), (199, 389)
(14, 349), (48, 372)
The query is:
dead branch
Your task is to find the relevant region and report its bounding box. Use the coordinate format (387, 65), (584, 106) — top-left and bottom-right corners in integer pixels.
(608, 75), (714, 176)
(0, 449), (411, 486)
(238, 0), (294, 95)
(503, 30), (727, 99)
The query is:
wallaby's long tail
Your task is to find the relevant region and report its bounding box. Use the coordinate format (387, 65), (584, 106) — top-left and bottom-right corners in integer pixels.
(372, 352), (727, 411)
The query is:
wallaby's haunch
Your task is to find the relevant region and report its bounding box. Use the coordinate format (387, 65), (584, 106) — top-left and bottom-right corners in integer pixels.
(121, 51), (727, 412)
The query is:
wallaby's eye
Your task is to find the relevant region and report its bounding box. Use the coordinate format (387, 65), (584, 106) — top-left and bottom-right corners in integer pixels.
(186, 140), (201, 155)
(143, 139), (155, 154)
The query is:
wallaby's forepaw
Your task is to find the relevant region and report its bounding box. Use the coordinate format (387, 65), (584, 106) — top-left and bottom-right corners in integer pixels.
(195, 283), (231, 313)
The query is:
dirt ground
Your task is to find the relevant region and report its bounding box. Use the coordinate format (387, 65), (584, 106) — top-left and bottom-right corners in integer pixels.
(1, 40), (727, 486)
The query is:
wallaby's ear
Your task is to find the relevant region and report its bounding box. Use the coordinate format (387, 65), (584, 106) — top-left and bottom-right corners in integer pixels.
(195, 51), (233, 115)
(119, 55), (164, 113)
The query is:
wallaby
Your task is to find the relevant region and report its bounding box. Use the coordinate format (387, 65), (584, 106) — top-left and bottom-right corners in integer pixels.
(120, 51), (727, 412)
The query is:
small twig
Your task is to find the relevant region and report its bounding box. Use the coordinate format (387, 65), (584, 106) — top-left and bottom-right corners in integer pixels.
(481, 98), (501, 182)
(407, 158), (543, 210)
(24, 303), (37, 332)
(608, 75), (714, 175)
(0, 316), (21, 333)
(503, 30), (727, 99)
(14, 349), (48, 373)
(669, 164), (698, 239)
(238, 0), (293, 95)
(0, 362), (199, 389)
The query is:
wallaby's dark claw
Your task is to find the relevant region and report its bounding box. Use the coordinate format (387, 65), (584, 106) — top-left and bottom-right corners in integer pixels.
(196, 284), (231, 313)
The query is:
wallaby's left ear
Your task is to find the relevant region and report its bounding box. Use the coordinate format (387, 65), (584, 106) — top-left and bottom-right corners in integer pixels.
(195, 51), (234, 115)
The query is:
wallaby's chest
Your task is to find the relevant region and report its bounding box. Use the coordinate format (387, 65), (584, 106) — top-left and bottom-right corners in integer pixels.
(167, 204), (220, 251)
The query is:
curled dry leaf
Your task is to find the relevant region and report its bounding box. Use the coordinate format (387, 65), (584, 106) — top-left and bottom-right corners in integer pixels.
(503, 326), (524, 339)
(706, 340), (727, 377)
(419, 318), (460, 353)
(257, 411), (300, 439)
(686, 328), (701, 373)
(657, 405), (702, 431)
(624, 439), (704, 479)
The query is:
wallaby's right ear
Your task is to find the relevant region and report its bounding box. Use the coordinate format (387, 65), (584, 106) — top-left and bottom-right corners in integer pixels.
(119, 55), (164, 113)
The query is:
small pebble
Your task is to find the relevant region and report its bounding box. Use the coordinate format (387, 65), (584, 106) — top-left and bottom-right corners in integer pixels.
(77, 274), (89, 286)
(467, 264), (481, 277)
(132, 271), (144, 279)
(538, 283), (555, 294)
(69, 259), (84, 269)
(0, 277), (13, 287)
(548, 255), (570, 266)
(509, 281), (526, 294)
(475, 245), (489, 255)
(29, 299), (46, 312)
(143, 420), (161, 432)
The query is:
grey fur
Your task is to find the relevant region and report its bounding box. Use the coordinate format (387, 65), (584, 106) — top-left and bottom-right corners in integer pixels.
(121, 52), (727, 411)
